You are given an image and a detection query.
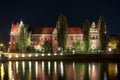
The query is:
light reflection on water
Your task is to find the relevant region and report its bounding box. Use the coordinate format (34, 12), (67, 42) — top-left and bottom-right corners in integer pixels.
(1, 64), (4, 80)
(48, 61), (51, 75)
(0, 61), (120, 80)
(35, 61), (38, 79)
(8, 61), (12, 80)
(28, 61), (31, 80)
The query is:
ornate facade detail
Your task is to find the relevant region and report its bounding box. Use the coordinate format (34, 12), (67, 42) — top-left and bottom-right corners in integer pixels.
(9, 20), (103, 52)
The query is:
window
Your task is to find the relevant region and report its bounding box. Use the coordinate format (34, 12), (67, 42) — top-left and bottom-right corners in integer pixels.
(74, 37), (76, 40)
(41, 38), (43, 40)
(77, 37), (80, 40)
(71, 37), (73, 40)
(96, 36), (98, 39)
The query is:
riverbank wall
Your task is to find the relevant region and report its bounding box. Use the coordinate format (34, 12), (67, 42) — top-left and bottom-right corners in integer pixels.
(2, 53), (120, 62)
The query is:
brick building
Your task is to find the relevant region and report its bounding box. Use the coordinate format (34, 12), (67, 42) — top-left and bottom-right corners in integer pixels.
(10, 20), (101, 52)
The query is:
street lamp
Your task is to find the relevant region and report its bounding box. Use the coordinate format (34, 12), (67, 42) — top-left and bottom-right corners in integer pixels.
(0, 43), (3, 51)
(108, 47), (112, 52)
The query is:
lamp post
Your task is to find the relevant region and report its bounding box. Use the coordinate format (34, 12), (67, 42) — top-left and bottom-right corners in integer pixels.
(0, 43), (3, 51)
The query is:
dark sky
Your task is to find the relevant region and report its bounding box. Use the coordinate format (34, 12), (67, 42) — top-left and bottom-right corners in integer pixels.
(0, 0), (120, 44)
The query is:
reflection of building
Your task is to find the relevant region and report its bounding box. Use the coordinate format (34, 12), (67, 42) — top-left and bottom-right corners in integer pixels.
(10, 20), (103, 52)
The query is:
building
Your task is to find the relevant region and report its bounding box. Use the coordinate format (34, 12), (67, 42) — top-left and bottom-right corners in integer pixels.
(10, 20), (102, 52)
(10, 21), (24, 51)
(9, 20), (30, 52)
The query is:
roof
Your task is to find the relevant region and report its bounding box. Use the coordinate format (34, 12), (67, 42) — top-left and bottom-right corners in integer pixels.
(31, 27), (54, 34)
(31, 27), (83, 34)
(11, 24), (18, 33)
(68, 27), (83, 34)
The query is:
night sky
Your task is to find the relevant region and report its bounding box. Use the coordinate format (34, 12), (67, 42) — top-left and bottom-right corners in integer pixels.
(0, 0), (120, 45)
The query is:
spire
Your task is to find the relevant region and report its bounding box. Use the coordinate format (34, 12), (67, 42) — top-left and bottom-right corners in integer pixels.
(20, 20), (23, 25)
(19, 19), (24, 27)
(91, 22), (96, 28)
(56, 21), (60, 29)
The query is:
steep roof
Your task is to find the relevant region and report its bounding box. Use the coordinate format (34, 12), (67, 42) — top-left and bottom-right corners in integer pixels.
(11, 24), (18, 33)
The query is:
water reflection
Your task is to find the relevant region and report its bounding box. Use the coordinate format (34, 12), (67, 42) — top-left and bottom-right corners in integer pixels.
(0, 61), (120, 80)
(1, 64), (4, 80)
(15, 61), (19, 73)
(60, 61), (64, 77)
(48, 61), (51, 75)
(8, 61), (12, 80)
(28, 61), (31, 80)
(35, 61), (38, 79)
(108, 63), (118, 80)
(22, 61), (25, 75)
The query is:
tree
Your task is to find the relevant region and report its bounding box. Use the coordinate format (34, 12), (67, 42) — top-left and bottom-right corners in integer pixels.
(83, 19), (90, 52)
(56, 14), (68, 51)
(41, 41), (52, 53)
(18, 23), (31, 53)
(108, 35), (120, 52)
(98, 16), (106, 51)
(108, 38), (119, 50)
(73, 42), (82, 53)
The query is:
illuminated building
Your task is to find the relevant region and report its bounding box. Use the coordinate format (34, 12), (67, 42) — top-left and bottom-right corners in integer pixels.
(10, 21), (24, 51)
(10, 20), (104, 52)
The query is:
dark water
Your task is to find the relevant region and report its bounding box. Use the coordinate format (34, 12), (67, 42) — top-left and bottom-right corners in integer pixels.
(0, 61), (120, 80)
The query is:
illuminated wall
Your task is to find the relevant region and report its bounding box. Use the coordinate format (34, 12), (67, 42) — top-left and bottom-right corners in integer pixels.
(10, 20), (102, 52)
(89, 22), (99, 50)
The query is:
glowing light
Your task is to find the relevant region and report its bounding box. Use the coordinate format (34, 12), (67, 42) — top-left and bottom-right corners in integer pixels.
(60, 53), (63, 55)
(42, 61), (44, 71)
(60, 61), (64, 76)
(15, 55), (19, 58)
(58, 47), (61, 51)
(41, 54), (45, 56)
(9, 55), (12, 58)
(73, 62), (75, 70)
(108, 47), (112, 52)
(54, 61), (57, 73)
(92, 64), (95, 71)
(22, 54), (25, 57)
(35, 54), (38, 57)
(1, 64), (4, 80)
(29, 61), (31, 72)
(29, 54), (32, 57)
(89, 64), (91, 76)
(72, 50), (75, 54)
(22, 61), (25, 74)
(54, 53), (57, 56)
(35, 61), (38, 78)
(48, 61), (51, 75)
(0, 43), (3, 47)
(16, 61), (19, 73)
(48, 54), (51, 56)
(115, 64), (118, 74)
(8, 61), (12, 80)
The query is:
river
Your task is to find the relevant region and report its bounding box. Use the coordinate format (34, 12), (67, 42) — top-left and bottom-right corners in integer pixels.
(0, 61), (120, 80)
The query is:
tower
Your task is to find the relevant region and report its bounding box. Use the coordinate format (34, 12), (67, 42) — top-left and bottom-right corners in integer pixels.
(89, 22), (99, 50)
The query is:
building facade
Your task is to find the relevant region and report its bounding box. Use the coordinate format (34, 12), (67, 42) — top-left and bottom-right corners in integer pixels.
(10, 20), (101, 52)
(10, 21), (24, 51)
